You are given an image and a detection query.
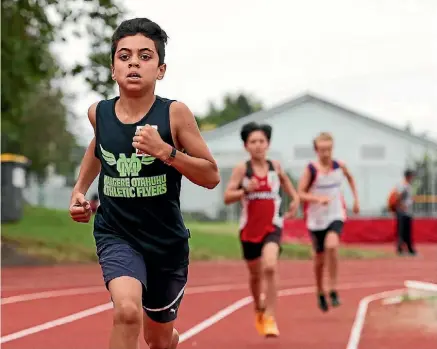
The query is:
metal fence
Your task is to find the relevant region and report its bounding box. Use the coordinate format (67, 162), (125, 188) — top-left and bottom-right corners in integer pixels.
(202, 163), (437, 221)
(23, 175), (99, 211)
(23, 161), (437, 220)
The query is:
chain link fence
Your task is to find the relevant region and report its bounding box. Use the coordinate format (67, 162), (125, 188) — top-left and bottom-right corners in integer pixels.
(23, 159), (436, 220)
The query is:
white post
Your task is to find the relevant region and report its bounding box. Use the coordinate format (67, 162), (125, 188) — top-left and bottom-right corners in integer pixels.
(431, 151), (437, 216)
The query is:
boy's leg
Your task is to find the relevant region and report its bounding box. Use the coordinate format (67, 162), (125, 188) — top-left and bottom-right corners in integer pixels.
(260, 228), (281, 337)
(310, 230), (328, 312)
(241, 241), (265, 335)
(142, 265), (188, 349)
(396, 211), (404, 254)
(403, 215), (416, 255)
(143, 315), (178, 349)
(325, 220), (344, 307)
(261, 242), (280, 318)
(96, 242), (147, 349)
(108, 277), (143, 349)
(241, 241), (264, 310)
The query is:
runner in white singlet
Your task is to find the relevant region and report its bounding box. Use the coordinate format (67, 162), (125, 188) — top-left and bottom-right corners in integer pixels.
(304, 160), (347, 232)
(298, 132), (360, 312)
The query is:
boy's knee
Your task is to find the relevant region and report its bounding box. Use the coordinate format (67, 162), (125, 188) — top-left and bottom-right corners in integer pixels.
(263, 260), (277, 276)
(247, 261), (262, 282)
(145, 327), (178, 349)
(325, 231), (340, 250)
(325, 245), (337, 253)
(113, 300), (142, 326)
(249, 269), (262, 283)
(315, 253), (325, 267)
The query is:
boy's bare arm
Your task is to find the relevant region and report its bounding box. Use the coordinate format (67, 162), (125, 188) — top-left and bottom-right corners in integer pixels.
(168, 102), (220, 189)
(72, 102), (101, 196)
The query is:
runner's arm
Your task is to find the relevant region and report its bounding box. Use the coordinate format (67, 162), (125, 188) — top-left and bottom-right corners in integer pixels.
(72, 103), (101, 195)
(165, 102), (220, 189)
(297, 166), (321, 203)
(340, 162), (359, 202)
(272, 160), (299, 203)
(223, 163), (246, 205)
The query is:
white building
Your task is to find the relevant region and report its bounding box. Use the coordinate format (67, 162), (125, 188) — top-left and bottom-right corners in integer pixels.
(180, 92), (437, 220)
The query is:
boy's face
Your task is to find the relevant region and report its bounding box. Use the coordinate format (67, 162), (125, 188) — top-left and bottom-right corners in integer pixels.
(112, 34), (166, 93)
(315, 139), (333, 163)
(244, 130), (269, 160)
(405, 174), (415, 184)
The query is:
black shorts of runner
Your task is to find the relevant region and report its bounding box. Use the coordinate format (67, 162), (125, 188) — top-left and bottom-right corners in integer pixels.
(95, 240), (187, 324)
(310, 220), (344, 254)
(240, 226), (282, 261)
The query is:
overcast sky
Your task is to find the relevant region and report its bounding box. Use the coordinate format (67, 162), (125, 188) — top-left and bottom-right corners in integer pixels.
(51, 0), (437, 145)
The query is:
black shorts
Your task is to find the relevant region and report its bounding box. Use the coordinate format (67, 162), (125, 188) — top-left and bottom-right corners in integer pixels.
(96, 241), (187, 323)
(240, 226), (282, 261)
(310, 220), (344, 254)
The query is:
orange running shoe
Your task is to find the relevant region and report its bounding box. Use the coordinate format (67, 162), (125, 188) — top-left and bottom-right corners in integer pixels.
(254, 293), (266, 335)
(255, 310), (265, 335)
(263, 315), (279, 338)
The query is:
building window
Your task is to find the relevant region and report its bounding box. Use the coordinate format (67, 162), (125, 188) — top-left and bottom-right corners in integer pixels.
(293, 146), (314, 159)
(360, 145), (385, 160)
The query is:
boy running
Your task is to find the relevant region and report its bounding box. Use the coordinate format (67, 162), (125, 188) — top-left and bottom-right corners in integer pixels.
(69, 18), (220, 349)
(297, 132), (359, 312)
(224, 122), (300, 337)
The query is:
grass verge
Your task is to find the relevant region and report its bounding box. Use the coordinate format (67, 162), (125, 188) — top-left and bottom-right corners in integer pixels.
(1, 206), (390, 264)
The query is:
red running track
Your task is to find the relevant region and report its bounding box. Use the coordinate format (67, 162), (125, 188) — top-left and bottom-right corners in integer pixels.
(1, 244), (436, 349)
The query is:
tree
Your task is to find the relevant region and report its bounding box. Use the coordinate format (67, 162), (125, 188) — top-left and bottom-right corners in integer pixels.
(1, 0), (60, 147)
(1, 0), (125, 179)
(67, 0), (126, 98)
(21, 85), (81, 180)
(198, 92), (263, 129)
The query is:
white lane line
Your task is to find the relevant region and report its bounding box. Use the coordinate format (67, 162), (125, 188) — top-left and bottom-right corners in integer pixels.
(179, 296), (253, 343)
(345, 288), (406, 349)
(0, 280), (398, 345)
(1, 283), (248, 305)
(0, 283), (251, 344)
(0, 303), (113, 344)
(178, 281), (398, 344)
(2, 276), (403, 305)
(1, 287), (105, 305)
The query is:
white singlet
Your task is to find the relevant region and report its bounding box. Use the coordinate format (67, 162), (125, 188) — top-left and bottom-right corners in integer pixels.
(303, 160), (347, 231)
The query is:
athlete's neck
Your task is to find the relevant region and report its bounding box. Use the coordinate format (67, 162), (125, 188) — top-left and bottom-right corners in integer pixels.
(117, 90), (156, 123)
(318, 158), (333, 168)
(250, 157), (268, 167)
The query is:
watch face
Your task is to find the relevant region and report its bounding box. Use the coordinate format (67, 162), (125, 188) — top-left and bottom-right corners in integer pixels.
(170, 147), (176, 158)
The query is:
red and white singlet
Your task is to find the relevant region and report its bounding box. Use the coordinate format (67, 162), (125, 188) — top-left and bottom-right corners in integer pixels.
(239, 160), (282, 243)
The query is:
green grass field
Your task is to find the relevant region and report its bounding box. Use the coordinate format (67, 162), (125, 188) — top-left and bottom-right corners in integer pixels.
(1, 206), (390, 263)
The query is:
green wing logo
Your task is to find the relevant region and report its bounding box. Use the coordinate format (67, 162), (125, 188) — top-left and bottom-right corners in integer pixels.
(141, 156), (155, 165)
(100, 145), (117, 166)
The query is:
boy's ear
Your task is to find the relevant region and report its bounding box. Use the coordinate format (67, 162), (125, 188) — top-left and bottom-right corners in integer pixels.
(157, 63), (167, 80)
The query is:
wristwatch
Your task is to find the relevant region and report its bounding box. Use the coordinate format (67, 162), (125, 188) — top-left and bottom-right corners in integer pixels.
(163, 147), (177, 166)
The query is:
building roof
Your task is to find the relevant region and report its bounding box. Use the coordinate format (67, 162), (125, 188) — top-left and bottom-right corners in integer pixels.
(202, 92), (437, 149)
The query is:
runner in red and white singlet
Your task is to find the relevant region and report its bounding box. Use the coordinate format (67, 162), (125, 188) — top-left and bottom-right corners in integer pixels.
(298, 132), (360, 312)
(239, 159), (282, 243)
(224, 122), (300, 338)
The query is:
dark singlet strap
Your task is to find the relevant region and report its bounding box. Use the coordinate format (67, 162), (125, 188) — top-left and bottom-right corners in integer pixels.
(239, 160), (275, 190)
(245, 160), (254, 178)
(246, 159), (275, 177)
(307, 163), (317, 191)
(238, 161), (253, 191)
(332, 160), (340, 169)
